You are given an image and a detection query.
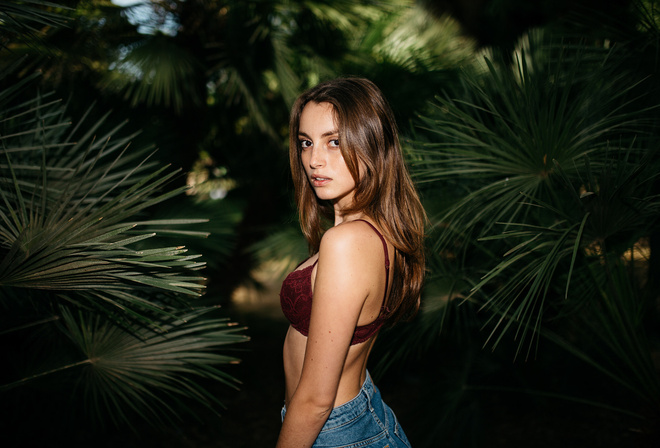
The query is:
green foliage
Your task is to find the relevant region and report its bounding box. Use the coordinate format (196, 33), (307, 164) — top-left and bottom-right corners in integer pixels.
(5, 0), (660, 445)
(2, 306), (246, 427)
(0, 83), (249, 431)
(0, 0), (71, 49)
(0, 5), (248, 437)
(0, 92), (204, 305)
(417, 36), (650, 248)
(103, 34), (205, 111)
(249, 221), (309, 281)
(412, 25), (660, 424)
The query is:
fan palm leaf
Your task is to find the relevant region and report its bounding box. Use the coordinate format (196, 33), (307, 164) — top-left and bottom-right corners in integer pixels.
(0, 0), (70, 49)
(0, 72), (248, 431)
(470, 149), (660, 398)
(0, 90), (214, 317)
(411, 27), (660, 412)
(103, 34), (205, 112)
(2, 304), (248, 428)
(415, 37), (652, 253)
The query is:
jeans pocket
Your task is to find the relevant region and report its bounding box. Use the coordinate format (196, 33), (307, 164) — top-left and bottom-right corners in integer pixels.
(314, 408), (388, 448)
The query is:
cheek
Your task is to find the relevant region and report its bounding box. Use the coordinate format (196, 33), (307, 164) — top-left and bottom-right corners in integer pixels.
(300, 151), (310, 168)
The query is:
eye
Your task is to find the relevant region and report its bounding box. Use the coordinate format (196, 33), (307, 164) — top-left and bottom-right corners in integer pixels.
(329, 139), (340, 148)
(299, 139), (312, 150)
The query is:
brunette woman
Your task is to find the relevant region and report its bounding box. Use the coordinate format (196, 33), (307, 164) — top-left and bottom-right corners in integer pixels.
(278, 77), (425, 448)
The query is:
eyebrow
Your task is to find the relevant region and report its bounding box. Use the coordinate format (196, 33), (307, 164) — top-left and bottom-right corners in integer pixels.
(298, 130), (339, 138)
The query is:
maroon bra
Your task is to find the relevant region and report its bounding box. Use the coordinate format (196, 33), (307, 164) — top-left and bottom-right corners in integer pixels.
(279, 219), (390, 345)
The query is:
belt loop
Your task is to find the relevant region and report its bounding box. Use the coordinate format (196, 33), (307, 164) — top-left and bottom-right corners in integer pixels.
(364, 371), (374, 410)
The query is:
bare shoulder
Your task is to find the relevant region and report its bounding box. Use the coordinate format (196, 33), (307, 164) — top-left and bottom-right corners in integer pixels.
(319, 220), (384, 262)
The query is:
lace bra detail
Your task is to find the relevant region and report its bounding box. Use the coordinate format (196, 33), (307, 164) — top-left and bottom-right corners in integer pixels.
(279, 219), (390, 345)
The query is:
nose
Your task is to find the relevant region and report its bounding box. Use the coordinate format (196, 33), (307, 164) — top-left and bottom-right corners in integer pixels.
(308, 147), (325, 168)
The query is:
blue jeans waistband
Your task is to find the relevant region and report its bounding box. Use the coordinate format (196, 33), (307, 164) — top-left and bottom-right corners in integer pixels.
(280, 370), (412, 447)
(280, 371), (376, 426)
(322, 372), (375, 429)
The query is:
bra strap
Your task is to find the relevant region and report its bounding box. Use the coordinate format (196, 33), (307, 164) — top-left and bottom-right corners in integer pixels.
(355, 219), (390, 303)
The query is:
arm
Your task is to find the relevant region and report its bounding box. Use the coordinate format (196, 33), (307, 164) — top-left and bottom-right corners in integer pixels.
(276, 224), (374, 448)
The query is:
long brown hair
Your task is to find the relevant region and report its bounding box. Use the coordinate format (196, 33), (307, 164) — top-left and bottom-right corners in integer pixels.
(289, 77), (426, 324)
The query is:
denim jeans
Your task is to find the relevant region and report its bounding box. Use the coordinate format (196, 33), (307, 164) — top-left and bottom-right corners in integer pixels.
(281, 372), (412, 447)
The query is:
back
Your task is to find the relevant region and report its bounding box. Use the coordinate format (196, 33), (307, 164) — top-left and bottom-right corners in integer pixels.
(281, 219), (394, 407)
(280, 219), (390, 344)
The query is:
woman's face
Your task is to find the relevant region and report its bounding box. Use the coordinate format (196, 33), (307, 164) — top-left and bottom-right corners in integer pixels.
(298, 101), (356, 211)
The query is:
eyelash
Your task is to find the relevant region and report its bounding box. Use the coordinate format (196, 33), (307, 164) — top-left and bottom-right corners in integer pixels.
(299, 139), (340, 150)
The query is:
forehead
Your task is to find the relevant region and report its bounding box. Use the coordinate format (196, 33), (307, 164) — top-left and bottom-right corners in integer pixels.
(299, 102), (337, 134)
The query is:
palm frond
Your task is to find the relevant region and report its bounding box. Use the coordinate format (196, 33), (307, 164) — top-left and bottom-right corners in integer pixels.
(2, 304), (248, 428)
(409, 27), (660, 413)
(0, 67), (249, 432)
(0, 0), (71, 49)
(368, 5), (476, 74)
(0, 89), (214, 320)
(415, 33), (655, 253)
(102, 34), (205, 113)
(249, 221), (308, 280)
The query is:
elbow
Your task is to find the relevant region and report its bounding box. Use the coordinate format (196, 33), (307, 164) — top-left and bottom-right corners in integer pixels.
(313, 404), (333, 422)
(292, 394), (335, 420)
(308, 396), (335, 419)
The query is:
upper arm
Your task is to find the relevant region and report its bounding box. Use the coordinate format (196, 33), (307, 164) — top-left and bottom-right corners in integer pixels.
(294, 224), (375, 405)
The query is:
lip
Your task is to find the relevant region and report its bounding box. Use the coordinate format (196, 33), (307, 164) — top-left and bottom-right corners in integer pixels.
(310, 174), (331, 187)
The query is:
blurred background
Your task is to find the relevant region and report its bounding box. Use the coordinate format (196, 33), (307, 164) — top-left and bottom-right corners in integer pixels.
(0, 0), (659, 446)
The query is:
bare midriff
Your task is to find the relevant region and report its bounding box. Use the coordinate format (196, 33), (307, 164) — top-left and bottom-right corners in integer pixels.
(282, 326), (376, 407)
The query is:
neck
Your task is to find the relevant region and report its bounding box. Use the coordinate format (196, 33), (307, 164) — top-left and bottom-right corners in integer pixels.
(334, 209), (365, 226)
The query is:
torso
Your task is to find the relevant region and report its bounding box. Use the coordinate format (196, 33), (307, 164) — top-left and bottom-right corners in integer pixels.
(280, 220), (390, 344)
(280, 219), (394, 408)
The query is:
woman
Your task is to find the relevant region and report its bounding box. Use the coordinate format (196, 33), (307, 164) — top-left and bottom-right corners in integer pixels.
(278, 77), (425, 448)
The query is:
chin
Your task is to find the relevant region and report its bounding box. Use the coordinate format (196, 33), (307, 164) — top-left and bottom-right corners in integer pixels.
(313, 190), (336, 201)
